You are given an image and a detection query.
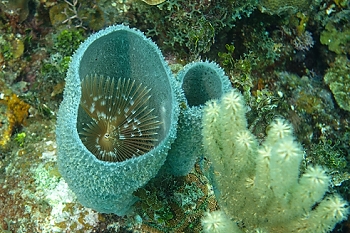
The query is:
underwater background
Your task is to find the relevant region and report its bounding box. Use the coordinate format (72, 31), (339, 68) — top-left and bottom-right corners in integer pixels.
(0, 0), (349, 232)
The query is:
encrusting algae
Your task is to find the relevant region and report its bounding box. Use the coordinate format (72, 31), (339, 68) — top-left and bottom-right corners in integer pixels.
(0, 93), (31, 147)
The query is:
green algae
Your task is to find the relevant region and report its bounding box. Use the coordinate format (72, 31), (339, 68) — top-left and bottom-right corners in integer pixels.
(324, 56), (350, 112)
(320, 22), (350, 55)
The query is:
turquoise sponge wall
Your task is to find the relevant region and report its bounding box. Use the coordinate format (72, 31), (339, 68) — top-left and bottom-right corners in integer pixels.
(163, 61), (232, 176)
(56, 25), (179, 215)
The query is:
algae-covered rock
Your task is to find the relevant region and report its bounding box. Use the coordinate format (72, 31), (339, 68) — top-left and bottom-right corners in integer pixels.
(259, 0), (311, 15)
(49, 2), (105, 30)
(324, 56), (350, 112)
(49, 3), (68, 27)
(0, 0), (29, 22)
(320, 22), (350, 55)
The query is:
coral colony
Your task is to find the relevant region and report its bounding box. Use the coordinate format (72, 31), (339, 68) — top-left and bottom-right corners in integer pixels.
(1, 0), (350, 231)
(56, 25), (349, 232)
(201, 90), (348, 232)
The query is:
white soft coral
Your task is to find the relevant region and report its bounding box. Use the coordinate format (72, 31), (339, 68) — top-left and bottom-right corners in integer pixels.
(266, 118), (293, 144)
(319, 195), (349, 222)
(201, 210), (241, 233)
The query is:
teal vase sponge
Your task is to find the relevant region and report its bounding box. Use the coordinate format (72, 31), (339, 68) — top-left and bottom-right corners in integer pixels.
(163, 61), (232, 176)
(56, 25), (179, 215)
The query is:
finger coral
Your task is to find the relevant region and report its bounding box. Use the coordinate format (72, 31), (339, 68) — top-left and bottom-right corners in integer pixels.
(202, 90), (349, 232)
(201, 210), (242, 233)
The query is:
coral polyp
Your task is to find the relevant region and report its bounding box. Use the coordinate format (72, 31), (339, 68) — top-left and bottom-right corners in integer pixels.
(79, 74), (160, 162)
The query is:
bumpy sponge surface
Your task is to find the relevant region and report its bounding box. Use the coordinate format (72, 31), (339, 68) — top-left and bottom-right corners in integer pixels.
(56, 25), (179, 215)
